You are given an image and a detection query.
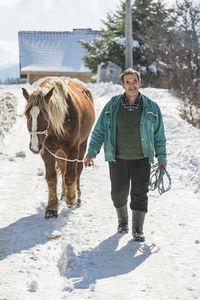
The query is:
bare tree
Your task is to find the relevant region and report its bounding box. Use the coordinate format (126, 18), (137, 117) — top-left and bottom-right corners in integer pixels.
(171, 0), (200, 127)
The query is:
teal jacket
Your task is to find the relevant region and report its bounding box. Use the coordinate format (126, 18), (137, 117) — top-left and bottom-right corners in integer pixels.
(87, 94), (167, 163)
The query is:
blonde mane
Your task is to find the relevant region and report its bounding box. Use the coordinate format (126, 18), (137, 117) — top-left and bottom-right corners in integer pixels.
(25, 78), (69, 137)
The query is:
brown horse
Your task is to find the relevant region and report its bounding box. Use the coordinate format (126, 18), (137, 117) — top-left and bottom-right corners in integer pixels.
(23, 77), (95, 219)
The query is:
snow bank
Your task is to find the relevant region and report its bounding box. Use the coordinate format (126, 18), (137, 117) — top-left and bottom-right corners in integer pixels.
(0, 91), (17, 144)
(86, 82), (123, 98)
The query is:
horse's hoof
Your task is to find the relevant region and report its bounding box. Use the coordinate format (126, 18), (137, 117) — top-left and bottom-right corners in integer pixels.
(45, 210), (58, 219)
(77, 199), (81, 207)
(67, 204), (73, 208)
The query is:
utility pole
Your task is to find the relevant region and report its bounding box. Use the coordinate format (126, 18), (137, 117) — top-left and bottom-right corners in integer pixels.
(125, 0), (133, 69)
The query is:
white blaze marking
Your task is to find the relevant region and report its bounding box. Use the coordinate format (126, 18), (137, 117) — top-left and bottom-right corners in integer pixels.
(30, 106), (40, 152)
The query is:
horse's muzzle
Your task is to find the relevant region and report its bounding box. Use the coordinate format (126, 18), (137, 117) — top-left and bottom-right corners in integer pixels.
(29, 142), (42, 154)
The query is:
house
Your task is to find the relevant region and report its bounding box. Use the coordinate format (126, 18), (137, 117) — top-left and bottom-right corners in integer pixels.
(18, 29), (101, 84)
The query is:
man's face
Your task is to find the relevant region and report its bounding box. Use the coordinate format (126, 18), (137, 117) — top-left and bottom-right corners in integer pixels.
(122, 73), (141, 98)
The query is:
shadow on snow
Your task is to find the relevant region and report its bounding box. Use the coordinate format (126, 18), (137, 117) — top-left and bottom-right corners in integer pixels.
(58, 233), (157, 289)
(0, 205), (74, 261)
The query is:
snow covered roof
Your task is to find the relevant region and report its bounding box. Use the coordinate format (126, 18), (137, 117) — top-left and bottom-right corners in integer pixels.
(18, 29), (101, 74)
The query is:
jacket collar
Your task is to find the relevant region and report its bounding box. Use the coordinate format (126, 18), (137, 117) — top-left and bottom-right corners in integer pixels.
(141, 94), (152, 108)
(113, 93), (151, 109)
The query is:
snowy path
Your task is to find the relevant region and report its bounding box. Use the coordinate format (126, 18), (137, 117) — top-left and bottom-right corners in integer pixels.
(0, 83), (200, 300)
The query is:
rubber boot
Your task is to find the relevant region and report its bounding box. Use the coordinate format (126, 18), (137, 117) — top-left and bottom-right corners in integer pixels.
(116, 204), (128, 234)
(132, 210), (145, 242)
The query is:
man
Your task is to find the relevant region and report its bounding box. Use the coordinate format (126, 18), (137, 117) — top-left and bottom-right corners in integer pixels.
(84, 68), (167, 242)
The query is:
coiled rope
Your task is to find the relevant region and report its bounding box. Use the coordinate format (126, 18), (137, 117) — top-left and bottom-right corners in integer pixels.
(149, 163), (172, 195)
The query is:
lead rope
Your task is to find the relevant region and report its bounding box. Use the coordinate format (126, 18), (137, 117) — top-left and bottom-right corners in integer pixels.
(44, 145), (85, 163)
(149, 163), (172, 195)
(44, 144), (97, 167)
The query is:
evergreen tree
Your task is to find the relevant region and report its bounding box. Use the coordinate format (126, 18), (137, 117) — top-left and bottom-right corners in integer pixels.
(80, 1), (126, 73)
(80, 0), (173, 86)
(131, 0), (174, 85)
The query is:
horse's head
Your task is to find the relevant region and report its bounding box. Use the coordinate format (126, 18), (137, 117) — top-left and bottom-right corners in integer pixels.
(23, 87), (54, 154)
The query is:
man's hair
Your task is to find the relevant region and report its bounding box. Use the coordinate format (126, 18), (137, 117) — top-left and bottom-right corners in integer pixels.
(120, 68), (141, 83)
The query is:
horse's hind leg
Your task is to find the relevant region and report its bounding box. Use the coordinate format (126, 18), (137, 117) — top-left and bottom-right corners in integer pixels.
(61, 172), (66, 200)
(65, 166), (77, 207)
(76, 176), (81, 207)
(42, 153), (58, 219)
(64, 147), (79, 207)
(55, 150), (66, 200)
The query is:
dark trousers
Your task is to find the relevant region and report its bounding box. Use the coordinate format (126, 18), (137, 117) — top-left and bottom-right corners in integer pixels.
(109, 158), (151, 213)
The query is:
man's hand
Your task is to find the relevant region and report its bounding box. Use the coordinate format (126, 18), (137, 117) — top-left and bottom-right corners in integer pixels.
(158, 161), (167, 169)
(84, 155), (94, 167)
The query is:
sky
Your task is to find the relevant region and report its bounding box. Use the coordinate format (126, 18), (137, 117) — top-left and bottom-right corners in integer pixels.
(0, 0), (175, 69)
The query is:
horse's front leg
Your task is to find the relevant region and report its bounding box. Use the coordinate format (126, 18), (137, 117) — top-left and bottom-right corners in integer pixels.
(42, 152), (58, 219)
(64, 148), (78, 207)
(76, 140), (88, 207)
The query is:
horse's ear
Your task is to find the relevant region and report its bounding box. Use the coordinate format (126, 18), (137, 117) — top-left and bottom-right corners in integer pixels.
(22, 88), (30, 101)
(45, 87), (54, 103)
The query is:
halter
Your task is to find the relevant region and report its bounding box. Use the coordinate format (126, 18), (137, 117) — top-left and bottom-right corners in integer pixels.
(29, 123), (94, 165)
(30, 123), (49, 136)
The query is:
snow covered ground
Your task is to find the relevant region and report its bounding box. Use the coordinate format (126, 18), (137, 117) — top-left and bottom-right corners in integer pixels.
(0, 80), (200, 300)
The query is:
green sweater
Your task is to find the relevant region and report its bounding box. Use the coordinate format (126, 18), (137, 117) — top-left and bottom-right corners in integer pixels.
(86, 94), (167, 163)
(116, 104), (144, 160)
